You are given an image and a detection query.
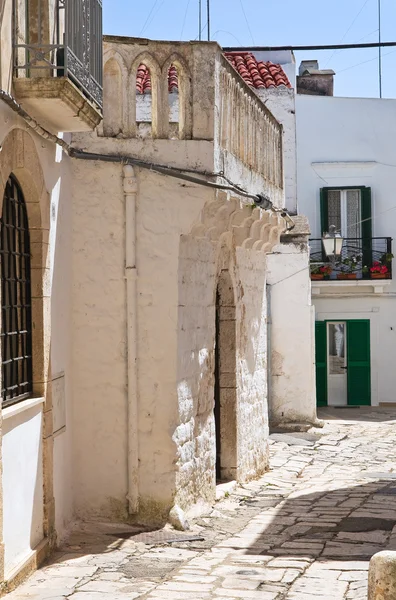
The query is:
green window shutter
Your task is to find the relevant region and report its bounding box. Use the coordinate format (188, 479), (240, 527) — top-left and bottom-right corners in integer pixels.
(347, 320), (371, 406)
(361, 187), (372, 268)
(320, 188), (329, 236)
(315, 321), (327, 407)
(361, 187), (372, 238)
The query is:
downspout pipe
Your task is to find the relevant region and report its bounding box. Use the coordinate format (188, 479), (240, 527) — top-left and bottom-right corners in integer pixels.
(123, 165), (139, 514)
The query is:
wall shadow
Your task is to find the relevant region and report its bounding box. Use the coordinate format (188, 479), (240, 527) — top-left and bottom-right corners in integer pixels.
(318, 406), (396, 423)
(242, 480), (396, 561)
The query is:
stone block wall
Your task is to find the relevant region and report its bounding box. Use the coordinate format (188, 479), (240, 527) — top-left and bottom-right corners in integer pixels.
(176, 236), (218, 513)
(235, 248), (270, 479)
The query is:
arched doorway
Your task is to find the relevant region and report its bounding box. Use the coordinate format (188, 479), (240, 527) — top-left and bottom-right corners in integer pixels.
(214, 269), (237, 482)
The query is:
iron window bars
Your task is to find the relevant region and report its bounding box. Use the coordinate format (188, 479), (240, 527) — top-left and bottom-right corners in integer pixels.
(13, 0), (103, 109)
(0, 177), (33, 407)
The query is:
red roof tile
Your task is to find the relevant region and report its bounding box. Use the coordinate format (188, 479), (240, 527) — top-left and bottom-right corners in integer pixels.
(136, 64), (178, 94)
(224, 52), (292, 89)
(135, 53), (291, 94)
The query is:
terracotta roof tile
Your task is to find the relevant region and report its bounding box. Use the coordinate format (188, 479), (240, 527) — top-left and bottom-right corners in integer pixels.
(136, 64), (178, 94)
(135, 53), (291, 94)
(224, 52), (292, 89)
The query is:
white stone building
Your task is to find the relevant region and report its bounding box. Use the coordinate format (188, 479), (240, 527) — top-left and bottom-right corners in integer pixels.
(70, 36), (317, 526)
(0, 0), (102, 585)
(0, 3), (317, 587)
(296, 61), (396, 408)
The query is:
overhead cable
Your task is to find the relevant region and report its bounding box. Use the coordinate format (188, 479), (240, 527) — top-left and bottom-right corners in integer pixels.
(325, 0), (372, 67)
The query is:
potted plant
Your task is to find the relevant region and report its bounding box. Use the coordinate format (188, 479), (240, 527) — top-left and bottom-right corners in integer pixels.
(370, 261), (390, 279)
(310, 260), (332, 280)
(381, 252), (394, 265)
(337, 254), (362, 280)
(319, 264), (332, 279)
(310, 260), (324, 280)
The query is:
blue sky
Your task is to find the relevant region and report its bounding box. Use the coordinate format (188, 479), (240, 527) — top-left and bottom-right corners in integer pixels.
(103, 0), (396, 99)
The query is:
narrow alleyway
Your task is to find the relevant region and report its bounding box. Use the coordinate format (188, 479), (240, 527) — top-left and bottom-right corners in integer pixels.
(9, 408), (396, 600)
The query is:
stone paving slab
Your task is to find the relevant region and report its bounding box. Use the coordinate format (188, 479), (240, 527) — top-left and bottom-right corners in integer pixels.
(7, 406), (396, 600)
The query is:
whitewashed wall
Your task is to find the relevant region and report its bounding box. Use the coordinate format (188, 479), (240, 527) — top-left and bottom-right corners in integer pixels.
(297, 94), (396, 406)
(2, 402), (44, 576)
(267, 242), (316, 425)
(0, 103), (74, 558)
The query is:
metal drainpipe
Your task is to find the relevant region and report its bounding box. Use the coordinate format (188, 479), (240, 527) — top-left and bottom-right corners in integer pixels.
(123, 165), (139, 514)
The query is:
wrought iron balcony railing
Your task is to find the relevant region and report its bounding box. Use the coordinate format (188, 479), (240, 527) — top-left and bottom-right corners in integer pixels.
(309, 237), (393, 281)
(13, 0), (103, 109)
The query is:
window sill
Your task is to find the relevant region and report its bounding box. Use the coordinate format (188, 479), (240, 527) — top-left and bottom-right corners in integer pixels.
(2, 397), (45, 421)
(312, 279), (392, 296)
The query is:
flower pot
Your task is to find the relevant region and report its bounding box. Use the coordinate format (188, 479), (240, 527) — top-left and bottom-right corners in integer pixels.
(311, 274), (324, 280)
(371, 273), (389, 279)
(337, 273), (357, 280)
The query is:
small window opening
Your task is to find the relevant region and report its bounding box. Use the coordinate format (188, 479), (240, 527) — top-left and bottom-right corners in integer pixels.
(168, 64), (180, 139)
(136, 63), (153, 138)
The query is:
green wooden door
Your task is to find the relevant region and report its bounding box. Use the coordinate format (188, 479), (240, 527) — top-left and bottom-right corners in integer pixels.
(347, 319), (371, 406)
(315, 321), (327, 407)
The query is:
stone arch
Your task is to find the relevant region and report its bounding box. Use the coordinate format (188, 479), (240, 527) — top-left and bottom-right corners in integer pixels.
(189, 192), (285, 252)
(103, 51), (128, 137)
(130, 52), (162, 138)
(162, 53), (192, 140)
(0, 128), (54, 542)
(213, 242), (238, 482)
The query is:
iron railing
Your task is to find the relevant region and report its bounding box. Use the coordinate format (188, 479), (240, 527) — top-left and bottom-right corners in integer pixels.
(13, 0), (103, 109)
(309, 237), (393, 281)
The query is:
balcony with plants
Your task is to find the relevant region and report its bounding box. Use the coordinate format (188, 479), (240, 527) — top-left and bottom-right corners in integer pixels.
(12, 0), (103, 133)
(309, 238), (393, 282)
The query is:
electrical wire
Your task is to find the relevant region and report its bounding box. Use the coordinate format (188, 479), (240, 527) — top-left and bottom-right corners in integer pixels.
(180, 0), (192, 40)
(194, 21), (208, 41)
(336, 47), (396, 73)
(142, 0), (166, 36)
(323, 28), (379, 66)
(139, 0), (160, 36)
(238, 0), (255, 46)
(211, 30), (243, 46)
(324, 0), (372, 67)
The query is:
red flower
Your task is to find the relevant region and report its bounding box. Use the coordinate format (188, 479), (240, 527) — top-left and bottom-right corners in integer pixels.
(319, 265), (332, 275)
(370, 261), (388, 274)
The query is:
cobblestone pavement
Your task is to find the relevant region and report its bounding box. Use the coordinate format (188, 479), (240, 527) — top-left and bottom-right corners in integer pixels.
(9, 407), (396, 600)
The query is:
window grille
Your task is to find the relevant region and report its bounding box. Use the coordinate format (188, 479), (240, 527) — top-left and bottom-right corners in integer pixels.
(327, 190), (341, 232)
(0, 177), (33, 406)
(346, 189), (361, 239)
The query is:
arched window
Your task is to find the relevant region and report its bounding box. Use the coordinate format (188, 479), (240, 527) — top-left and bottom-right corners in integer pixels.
(168, 64), (180, 139)
(136, 63), (153, 138)
(0, 176), (33, 406)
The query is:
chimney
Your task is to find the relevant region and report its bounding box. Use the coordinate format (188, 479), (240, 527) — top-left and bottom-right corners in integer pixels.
(297, 60), (335, 96)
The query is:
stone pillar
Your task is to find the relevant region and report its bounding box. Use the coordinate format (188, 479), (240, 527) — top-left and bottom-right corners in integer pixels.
(368, 551), (396, 600)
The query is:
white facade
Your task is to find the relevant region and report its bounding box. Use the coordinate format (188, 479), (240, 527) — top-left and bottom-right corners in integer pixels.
(0, 109), (74, 579)
(297, 94), (396, 406)
(0, 19), (318, 587)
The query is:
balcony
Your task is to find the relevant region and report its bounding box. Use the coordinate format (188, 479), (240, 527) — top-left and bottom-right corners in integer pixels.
(216, 54), (284, 208)
(13, 0), (103, 133)
(99, 38), (284, 205)
(309, 238), (393, 285)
